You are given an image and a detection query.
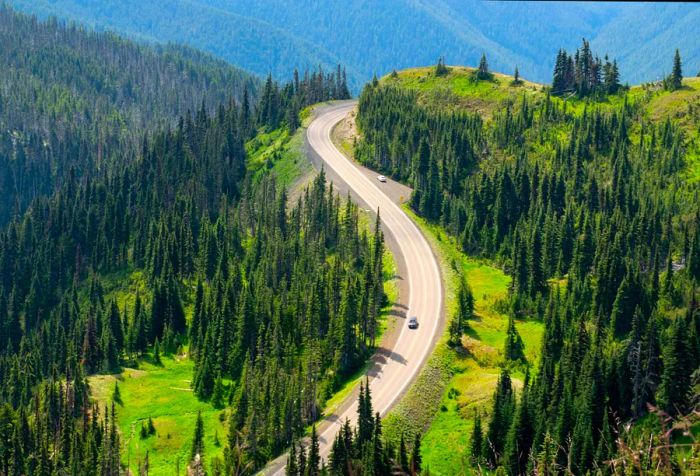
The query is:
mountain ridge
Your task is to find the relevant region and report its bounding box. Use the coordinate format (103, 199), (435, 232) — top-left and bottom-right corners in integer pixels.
(8, 0), (699, 90)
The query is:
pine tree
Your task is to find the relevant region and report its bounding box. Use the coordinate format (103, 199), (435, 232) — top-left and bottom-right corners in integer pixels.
(451, 276), (474, 345)
(153, 337), (162, 365)
(307, 425), (320, 476)
(112, 382), (122, 405)
(504, 314), (525, 362)
(477, 53), (491, 80)
(286, 440), (298, 476)
(512, 66), (521, 85)
(670, 49), (683, 91)
(435, 56), (449, 76)
(470, 409), (483, 465)
(410, 433), (422, 475)
(503, 383), (533, 475)
(657, 316), (692, 415)
(372, 413), (390, 475)
(399, 432), (409, 472)
(485, 369), (514, 466)
(211, 374), (225, 408)
(191, 410), (205, 461)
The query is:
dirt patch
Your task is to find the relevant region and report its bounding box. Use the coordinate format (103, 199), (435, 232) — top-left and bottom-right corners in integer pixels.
(330, 107), (359, 159)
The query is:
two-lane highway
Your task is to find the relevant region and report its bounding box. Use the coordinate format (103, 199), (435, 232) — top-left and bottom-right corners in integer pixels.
(264, 102), (443, 474)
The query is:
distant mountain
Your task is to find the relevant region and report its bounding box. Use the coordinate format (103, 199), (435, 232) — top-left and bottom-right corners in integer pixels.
(8, 0), (700, 89)
(590, 3), (700, 83)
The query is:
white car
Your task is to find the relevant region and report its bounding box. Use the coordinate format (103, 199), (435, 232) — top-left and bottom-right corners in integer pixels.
(377, 175), (387, 183)
(408, 316), (419, 329)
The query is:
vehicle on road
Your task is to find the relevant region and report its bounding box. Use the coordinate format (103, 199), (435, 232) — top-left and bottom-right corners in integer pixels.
(377, 175), (387, 182)
(408, 316), (419, 329)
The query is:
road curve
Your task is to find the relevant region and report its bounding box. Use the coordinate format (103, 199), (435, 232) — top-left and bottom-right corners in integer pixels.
(264, 102), (443, 474)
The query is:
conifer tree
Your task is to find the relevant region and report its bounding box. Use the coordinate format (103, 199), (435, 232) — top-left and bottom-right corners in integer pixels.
(435, 56), (449, 76)
(670, 49), (683, 91)
(512, 66), (521, 85)
(657, 316), (692, 415)
(191, 410), (205, 461)
(399, 432), (409, 472)
(307, 425), (320, 476)
(112, 382), (122, 405)
(477, 53), (491, 80)
(451, 276), (475, 345)
(504, 314), (525, 362)
(485, 369), (514, 466)
(410, 432), (422, 475)
(470, 409), (483, 465)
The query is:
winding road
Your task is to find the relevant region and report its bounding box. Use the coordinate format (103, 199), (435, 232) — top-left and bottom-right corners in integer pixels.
(263, 102), (443, 474)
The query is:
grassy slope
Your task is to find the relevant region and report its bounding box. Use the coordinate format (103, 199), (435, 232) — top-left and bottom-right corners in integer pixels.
(87, 107), (401, 474)
(377, 67), (700, 474)
(90, 355), (227, 475)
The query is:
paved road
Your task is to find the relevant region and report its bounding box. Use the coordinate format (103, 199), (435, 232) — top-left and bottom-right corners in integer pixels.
(263, 102), (443, 474)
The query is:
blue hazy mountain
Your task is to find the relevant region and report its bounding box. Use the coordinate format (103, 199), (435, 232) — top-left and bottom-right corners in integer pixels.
(9, 0), (699, 89)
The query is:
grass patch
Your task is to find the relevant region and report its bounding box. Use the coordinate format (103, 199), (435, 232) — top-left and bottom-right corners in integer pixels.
(383, 66), (543, 118)
(89, 355), (227, 476)
(247, 127), (312, 188)
(246, 121), (313, 189)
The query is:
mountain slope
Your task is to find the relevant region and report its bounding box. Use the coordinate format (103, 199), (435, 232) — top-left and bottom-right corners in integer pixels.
(591, 3), (700, 82)
(8, 0), (699, 89)
(0, 4), (259, 224)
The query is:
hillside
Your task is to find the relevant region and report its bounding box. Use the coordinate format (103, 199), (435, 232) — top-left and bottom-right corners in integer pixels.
(0, 4), (259, 225)
(381, 65), (700, 179)
(353, 64), (700, 473)
(9, 0), (700, 89)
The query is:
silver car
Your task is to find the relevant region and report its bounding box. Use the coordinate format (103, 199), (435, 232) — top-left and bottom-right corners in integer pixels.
(408, 316), (419, 329)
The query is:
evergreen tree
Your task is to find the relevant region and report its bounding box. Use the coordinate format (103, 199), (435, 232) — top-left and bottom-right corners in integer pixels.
(451, 276), (475, 345)
(470, 409), (483, 465)
(504, 314), (525, 362)
(410, 433), (422, 475)
(512, 66), (521, 85)
(307, 425), (321, 476)
(191, 410), (205, 461)
(399, 432), (409, 472)
(657, 316), (692, 415)
(669, 49), (683, 91)
(112, 382), (122, 405)
(435, 56), (449, 76)
(485, 369), (514, 466)
(477, 53), (491, 80)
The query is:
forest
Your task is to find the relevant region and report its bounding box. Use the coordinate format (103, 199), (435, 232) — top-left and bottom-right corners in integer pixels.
(0, 4), (261, 226)
(355, 44), (700, 474)
(0, 6), (395, 475)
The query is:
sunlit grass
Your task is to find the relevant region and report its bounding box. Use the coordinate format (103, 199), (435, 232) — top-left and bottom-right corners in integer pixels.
(89, 355), (227, 476)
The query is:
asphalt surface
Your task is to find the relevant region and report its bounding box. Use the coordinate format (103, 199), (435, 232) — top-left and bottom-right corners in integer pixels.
(262, 101), (443, 474)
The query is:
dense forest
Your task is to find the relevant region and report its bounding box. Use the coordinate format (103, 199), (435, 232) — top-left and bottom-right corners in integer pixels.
(0, 6), (364, 475)
(0, 4), (262, 226)
(355, 49), (700, 473)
